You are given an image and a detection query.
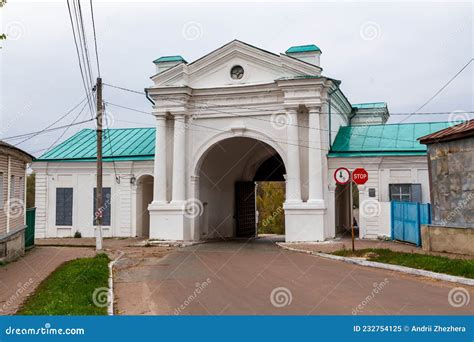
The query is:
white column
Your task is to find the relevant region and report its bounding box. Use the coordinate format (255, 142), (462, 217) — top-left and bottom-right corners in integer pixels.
(153, 115), (167, 203)
(308, 107), (324, 204)
(285, 107), (302, 203)
(171, 114), (186, 203)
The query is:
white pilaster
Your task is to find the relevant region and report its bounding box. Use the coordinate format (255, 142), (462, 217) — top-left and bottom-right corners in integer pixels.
(308, 107), (324, 206)
(171, 114), (186, 203)
(153, 115), (167, 204)
(285, 107), (302, 203)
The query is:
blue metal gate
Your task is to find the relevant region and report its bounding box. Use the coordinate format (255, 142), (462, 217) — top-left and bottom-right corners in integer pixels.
(391, 202), (431, 246)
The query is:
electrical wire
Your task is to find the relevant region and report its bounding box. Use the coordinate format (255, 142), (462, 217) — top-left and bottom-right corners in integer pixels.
(401, 58), (474, 122)
(11, 95), (90, 145)
(89, 0), (101, 77)
(66, 0), (95, 118)
(102, 102), (119, 182)
(104, 101), (442, 145)
(42, 100), (90, 156)
(2, 119), (95, 141)
(102, 83), (474, 116)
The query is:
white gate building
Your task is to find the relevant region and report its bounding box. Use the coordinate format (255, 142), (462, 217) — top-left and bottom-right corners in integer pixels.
(34, 40), (451, 242)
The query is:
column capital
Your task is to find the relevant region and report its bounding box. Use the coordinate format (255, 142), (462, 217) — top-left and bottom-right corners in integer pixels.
(306, 105), (322, 113)
(283, 105), (299, 113)
(154, 113), (167, 120)
(172, 112), (187, 119)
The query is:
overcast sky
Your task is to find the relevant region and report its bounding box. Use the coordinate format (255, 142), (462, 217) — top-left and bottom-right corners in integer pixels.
(1, 1), (473, 156)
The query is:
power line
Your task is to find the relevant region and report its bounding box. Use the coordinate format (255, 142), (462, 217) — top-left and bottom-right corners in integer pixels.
(12, 95), (90, 145)
(89, 0), (101, 77)
(402, 58), (474, 122)
(104, 101), (454, 145)
(104, 101), (421, 153)
(102, 83), (474, 116)
(66, 0), (95, 118)
(103, 102), (119, 182)
(2, 119), (95, 141)
(41, 100), (90, 156)
(75, 0), (94, 89)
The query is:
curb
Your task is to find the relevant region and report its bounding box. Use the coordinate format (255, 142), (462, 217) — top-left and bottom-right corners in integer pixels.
(276, 243), (474, 286)
(107, 251), (125, 316)
(147, 240), (204, 247)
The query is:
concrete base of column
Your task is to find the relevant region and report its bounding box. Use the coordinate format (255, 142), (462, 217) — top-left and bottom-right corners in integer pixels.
(283, 202), (327, 242)
(148, 202), (189, 241)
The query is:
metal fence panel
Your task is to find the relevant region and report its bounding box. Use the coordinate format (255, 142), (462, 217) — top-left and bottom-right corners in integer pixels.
(391, 202), (430, 246)
(25, 207), (36, 249)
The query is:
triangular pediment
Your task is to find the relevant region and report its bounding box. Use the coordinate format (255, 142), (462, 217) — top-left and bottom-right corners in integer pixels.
(151, 40), (322, 88)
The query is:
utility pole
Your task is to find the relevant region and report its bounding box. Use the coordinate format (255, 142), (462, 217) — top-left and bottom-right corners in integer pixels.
(350, 179), (355, 253)
(95, 77), (103, 251)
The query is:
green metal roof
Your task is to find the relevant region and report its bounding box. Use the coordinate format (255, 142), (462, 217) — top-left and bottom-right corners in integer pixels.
(153, 55), (187, 64)
(329, 121), (455, 157)
(36, 128), (155, 162)
(286, 44), (321, 54)
(352, 102), (387, 109)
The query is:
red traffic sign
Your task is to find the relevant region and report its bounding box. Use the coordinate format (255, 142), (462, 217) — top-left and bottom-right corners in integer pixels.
(352, 168), (368, 185)
(334, 167), (351, 185)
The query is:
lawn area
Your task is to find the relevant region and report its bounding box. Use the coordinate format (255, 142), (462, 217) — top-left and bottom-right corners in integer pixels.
(18, 253), (110, 315)
(332, 248), (474, 279)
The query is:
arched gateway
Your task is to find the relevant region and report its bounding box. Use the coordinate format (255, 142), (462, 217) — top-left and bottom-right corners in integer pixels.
(146, 40), (336, 242)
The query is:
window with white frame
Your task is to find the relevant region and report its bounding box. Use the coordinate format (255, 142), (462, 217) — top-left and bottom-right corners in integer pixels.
(389, 184), (422, 203)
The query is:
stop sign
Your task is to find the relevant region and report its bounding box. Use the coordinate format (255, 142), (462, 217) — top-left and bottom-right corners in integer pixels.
(352, 168), (368, 185)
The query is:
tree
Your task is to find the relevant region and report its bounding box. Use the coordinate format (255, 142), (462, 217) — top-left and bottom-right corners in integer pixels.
(26, 172), (35, 208)
(1, 1), (7, 47)
(256, 182), (285, 235)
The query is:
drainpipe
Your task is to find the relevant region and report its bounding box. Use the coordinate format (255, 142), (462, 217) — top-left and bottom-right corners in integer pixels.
(144, 88), (155, 105)
(328, 84), (340, 151)
(348, 109), (358, 126)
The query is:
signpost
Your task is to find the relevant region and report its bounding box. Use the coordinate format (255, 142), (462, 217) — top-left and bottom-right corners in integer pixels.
(333, 167), (369, 253)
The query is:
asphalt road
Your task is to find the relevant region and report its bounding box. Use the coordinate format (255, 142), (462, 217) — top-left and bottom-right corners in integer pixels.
(114, 237), (473, 315)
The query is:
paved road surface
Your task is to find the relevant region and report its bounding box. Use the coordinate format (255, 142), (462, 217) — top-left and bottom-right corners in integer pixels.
(114, 237), (473, 315)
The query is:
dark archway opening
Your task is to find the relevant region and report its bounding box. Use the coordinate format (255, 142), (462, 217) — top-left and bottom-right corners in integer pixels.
(335, 182), (359, 238)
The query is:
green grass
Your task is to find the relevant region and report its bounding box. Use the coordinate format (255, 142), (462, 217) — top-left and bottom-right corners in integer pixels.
(17, 253), (110, 315)
(333, 248), (474, 279)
